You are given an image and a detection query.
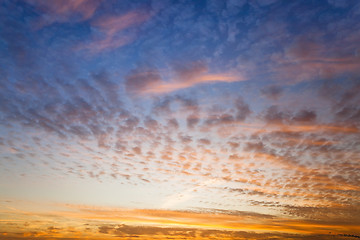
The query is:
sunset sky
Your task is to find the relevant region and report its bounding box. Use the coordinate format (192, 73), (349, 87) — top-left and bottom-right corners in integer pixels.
(0, 0), (360, 239)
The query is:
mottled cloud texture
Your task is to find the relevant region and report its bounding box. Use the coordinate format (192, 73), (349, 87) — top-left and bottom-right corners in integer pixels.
(0, 0), (360, 239)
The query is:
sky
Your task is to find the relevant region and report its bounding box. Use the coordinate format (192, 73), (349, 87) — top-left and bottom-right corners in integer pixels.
(0, 0), (360, 239)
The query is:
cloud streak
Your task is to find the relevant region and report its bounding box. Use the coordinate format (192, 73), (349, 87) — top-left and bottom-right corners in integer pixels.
(125, 62), (244, 95)
(77, 9), (152, 54)
(29, 0), (102, 28)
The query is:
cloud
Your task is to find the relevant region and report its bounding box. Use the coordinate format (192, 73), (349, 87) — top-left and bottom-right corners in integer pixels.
(28, 0), (102, 28)
(261, 105), (291, 124)
(161, 178), (222, 209)
(0, 68), (130, 150)
(200, 98), (252, 128)
(327, 0), (353, 8)
(125, 62), (244, 95)
(198, 138), (211, 146)
(204, 113), (235, 126)
(234, 97), (252, 121)
(272, 36), (360, 83)
(225, 1), (360, 85)
(292, 109), (317, 122)
(255, 0), (279, 7)
(261, 85), (283, 100)
(147, 73), (241, 94)
(125, 67), (163, 95)
(166, 118), (179, 130)
(78, 9), (152, 53)
(186, 114), (200, 129)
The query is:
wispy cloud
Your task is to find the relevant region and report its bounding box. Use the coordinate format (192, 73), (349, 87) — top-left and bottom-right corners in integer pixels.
(272, 37), (360, 83)
(125, 62), (244, 95)
(29, 0), (102, 28)
(161, 178), (223, 209)
(78, 9), (152, 54)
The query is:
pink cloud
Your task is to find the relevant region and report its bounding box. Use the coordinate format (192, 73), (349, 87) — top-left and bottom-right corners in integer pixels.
(29, 0), (102, 28)
(125, 62), (245, 95)
(92, 10), (150, 36)
(142, 73), (241, 94)
(77, 10), (152, 54)
(273, 38), (360, 83)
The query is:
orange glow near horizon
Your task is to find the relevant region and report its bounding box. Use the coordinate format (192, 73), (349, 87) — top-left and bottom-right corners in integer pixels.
(1, 200), (359, 239)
